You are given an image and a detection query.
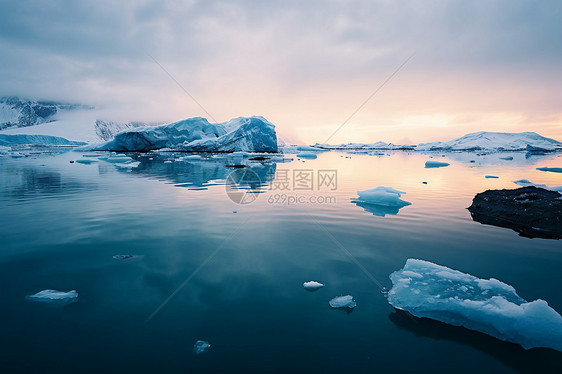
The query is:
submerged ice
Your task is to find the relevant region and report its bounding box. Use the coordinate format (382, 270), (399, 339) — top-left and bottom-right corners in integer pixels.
(387, 259), (562, 351)
(26, 289), (79, 304)
(329, 295), (357, 309)
(193, 340), (211, 355)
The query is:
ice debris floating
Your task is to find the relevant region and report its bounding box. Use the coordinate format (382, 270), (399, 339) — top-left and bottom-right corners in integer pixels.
(329, 295), (356, 310)
(485, 175), (499, 179)
(296, 153), (318, 159)
(97, 116), (278, 153)
(387, 259), (562, 351)
(536, 166), (562, 173)
(113, 255), (135, 260)
(352, 187), (411, 208)
(303, 281), (325, 291)
(425, 161), (450, 168)
(26, 290), (79, 305)
(193, 340), (211, 355)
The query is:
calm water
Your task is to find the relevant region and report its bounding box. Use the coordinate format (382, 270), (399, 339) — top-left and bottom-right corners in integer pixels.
(0, 149), (561, 373)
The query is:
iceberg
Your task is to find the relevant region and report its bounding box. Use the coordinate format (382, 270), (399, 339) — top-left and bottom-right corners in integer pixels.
(0, 134), (86, 146)
(303, 281), (325, 291)
(96, 116), (278, 153)
(536, 166), (562, 173)
(425, 161), (450, 168)
(388, 259), (562, 351)
(26, 289), (79, 304)
(296, 153), (318, 159)
(329, 295), (357, 309)
(351, 187), (411, 209)
(193, 340), (211, 355)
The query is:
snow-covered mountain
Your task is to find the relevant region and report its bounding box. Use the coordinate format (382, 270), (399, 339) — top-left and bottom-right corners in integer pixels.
(415, 131), (562, 151)
(97, 116), (278, 153)
(316, 131), (562, 152)
(0, 97), (152, 143)
(0, 96), (91, 130)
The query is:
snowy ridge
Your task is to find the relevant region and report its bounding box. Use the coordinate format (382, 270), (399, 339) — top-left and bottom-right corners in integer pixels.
(388, 259), (562, 351)
(315, 131), (562, 152)
(0, 96), (90, 130)
(97, 116), (278, 153)
(416, 131), (562, 151)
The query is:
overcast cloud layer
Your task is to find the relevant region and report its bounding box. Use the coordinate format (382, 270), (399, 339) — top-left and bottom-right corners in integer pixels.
(0, 0), (560, 143)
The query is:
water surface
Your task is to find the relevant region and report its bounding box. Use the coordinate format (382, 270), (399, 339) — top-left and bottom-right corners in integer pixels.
(1, 149), (561, 373)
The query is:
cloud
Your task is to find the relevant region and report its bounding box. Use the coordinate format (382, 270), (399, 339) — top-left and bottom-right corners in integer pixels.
(0, 0), (560, 142)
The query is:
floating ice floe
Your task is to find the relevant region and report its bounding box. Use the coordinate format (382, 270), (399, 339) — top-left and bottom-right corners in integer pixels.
(536, 166), (562, 173)
(388, 259), (562, 351)
(193, 340), (211, 355)
(113, 254), (136, 260)
(303, 281), (325, 291)
(329, 295), (356, 310)
(296, 153), (318, 159)
(351, 186), (411, 217)
(26, 290), (79, 305)
(425, 161), (450, 168)
(485, 175), (499, 179)
(75, 159), (98, 164)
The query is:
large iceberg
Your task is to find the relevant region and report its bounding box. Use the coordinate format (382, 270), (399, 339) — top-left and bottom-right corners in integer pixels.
(96, 116), (278, 153)
(388, 259), (562, 351)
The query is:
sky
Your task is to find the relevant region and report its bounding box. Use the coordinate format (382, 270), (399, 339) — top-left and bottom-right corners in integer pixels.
(0, 0), (560, 144)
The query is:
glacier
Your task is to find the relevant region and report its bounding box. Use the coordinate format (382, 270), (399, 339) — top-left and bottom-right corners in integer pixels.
(388, 259), (562, 351)
(97, 116), (278, 153)
(0, 134), (86, 146)
(26, 289), (79, 304)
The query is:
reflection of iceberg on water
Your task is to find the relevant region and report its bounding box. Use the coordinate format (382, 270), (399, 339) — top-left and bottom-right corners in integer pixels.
(351, 186), (411, 217)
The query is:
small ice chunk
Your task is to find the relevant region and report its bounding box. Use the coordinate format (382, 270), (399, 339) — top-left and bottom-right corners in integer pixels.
(352, 186), (411, 207)
(425, 161), (450, 168)
(296, 153), (317, 159)
(75, 159), (98, 164)
(113, 255), (135, 260)
(329, 295), (356, 309)
(303, 281), (325, 291)
(26, 290), (79, 304)
(485, 175), (499, 179)
(537, 167), (562, 173)
(193, 340), (211, 355)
